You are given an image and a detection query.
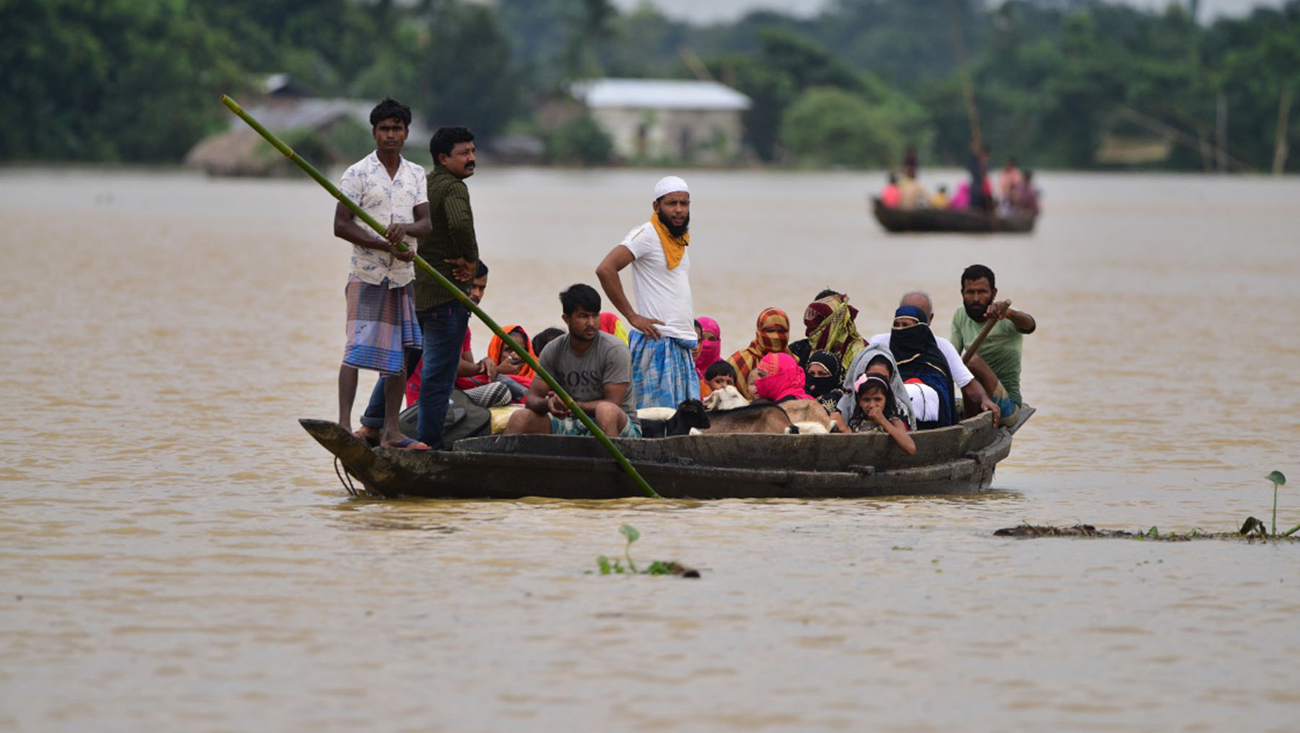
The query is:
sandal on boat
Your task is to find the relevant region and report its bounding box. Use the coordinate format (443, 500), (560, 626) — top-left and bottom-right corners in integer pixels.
(387, 438), (432, 450)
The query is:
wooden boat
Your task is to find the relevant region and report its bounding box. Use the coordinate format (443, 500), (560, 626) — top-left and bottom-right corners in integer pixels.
(301, 407), (1033, 500)
(871, 197), (1037, 234)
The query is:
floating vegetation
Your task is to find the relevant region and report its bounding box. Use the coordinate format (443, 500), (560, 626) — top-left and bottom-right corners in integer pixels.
(593, 525), (700, 578)
(997, 470), (1300, 543)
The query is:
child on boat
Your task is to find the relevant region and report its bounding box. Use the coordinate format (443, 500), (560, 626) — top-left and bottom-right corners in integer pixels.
(703, 360), (738, 394)
(832, 374), (916, 454)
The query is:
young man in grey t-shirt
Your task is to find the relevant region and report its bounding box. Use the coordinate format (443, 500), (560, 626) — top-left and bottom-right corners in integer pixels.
(503, 284), (641, 438)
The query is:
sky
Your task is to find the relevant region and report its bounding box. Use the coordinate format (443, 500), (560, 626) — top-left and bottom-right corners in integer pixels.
(609, 0), (1288, 24)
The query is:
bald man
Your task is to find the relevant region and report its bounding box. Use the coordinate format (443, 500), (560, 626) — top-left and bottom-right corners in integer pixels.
(596, 176), (699, 410)
(868, 291), (1000, 422)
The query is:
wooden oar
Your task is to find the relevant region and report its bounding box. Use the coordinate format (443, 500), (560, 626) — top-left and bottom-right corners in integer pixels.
(221, 95), (660, 499)
(961, 311), (1000, 364)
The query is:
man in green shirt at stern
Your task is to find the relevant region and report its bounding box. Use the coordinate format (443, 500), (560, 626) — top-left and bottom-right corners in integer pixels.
(950, 264), (1036, 427)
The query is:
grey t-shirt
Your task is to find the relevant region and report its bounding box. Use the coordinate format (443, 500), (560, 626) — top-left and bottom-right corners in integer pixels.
(538, 331), (636, 417)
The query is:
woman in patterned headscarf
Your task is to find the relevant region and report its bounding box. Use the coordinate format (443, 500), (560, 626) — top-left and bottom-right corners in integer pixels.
(789, 293), (866, 371)
(726, 307), (791, 399)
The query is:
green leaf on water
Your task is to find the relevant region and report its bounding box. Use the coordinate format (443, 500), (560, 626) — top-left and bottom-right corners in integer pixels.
(619, 524), (640, 545)
(1146, 526), (1159, 538)
(1266, 470), (1286, 487)
(597, 555), (612, 575)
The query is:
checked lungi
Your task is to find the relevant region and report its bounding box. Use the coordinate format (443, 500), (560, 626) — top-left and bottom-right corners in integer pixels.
(342, 275), (421, 375)
(629, 331), (700, 409)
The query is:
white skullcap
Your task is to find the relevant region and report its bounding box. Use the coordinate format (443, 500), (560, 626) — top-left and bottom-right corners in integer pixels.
(653, 175), (689, 200)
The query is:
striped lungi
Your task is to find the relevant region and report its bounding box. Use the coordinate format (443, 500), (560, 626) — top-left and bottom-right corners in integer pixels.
(629, 332), (700, 409)
(343, 275), (421, 375)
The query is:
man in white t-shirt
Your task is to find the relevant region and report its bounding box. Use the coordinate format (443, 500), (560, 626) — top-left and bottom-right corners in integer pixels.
(868, 291), (1000, 421)
(595, 176), (699, 409)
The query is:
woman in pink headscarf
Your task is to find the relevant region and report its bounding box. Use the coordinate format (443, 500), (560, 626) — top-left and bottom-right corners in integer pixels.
(693, 318), (721, 376)
(753, 352), (813, 403)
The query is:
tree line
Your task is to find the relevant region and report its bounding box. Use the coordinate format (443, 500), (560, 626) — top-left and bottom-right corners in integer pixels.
(1, 0), (1297, 171)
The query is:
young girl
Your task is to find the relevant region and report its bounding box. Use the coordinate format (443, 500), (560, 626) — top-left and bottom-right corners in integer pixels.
(832, 374), (916, 454)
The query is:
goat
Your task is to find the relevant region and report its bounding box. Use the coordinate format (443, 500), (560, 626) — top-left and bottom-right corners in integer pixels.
(777, 398), (835, 432)
(698, 401), (798, 435)
(639, 399), (711, 438)
(703, 385), (749, 411)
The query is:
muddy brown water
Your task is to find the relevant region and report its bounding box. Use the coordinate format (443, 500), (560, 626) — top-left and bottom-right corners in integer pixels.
(2, 167), (1299, 731)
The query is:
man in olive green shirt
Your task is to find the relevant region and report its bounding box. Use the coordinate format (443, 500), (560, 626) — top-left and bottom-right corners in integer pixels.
(366, 126), (481, 449)
(950, 264), (1035, 421)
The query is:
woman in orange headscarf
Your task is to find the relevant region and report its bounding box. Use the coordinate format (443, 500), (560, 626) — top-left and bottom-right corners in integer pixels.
(487, 325), (537, 399)
(725, 308), (791, 399)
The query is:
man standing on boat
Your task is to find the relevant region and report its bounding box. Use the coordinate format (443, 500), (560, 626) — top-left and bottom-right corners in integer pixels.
(335, 97), (431, 449)
(596, 176), (699, 409)
(950, 264), (1035, 426)
(359, 126), (480, 450)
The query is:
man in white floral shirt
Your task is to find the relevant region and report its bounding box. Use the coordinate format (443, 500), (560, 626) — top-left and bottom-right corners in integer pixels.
(333, 97), (432, 449)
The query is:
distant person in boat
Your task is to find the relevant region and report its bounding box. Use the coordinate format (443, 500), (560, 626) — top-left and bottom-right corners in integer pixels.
(1011, 171), (1040, 215)
(693, 317), (722, 397)
(726, 307), (792, 400)
(834, 374), (916, 453)
(950, 182), (970, 210)
(931, 185), (950, 209)
(998, 157), (1025, 202)
(334, 97), (432, 450)
(903, 145), (918, 180)
(899, 174), (929, 210)
(950, 264), (1035, 427)
(881, 173), (902, 208)
(868, 292), (999, 426)
(505, 284), (641, 438)
(703, 360), (738, 395)
(596, 176), (699, 409)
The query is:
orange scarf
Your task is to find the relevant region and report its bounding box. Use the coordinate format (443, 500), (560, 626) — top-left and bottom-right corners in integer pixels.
(488, 325), (536, 380)
(650, 214), (689, 270)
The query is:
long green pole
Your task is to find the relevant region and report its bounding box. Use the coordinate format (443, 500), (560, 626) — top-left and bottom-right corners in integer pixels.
(220, 94), (659, 499)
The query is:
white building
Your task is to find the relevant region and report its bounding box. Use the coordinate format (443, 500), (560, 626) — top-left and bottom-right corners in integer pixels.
(571, 78), (752, 164)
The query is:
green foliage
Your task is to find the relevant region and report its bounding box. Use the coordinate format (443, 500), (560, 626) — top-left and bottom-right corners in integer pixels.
(543, 113), (614, 165)
(0, 0), (244, 162)
(591, 525), (698, 577)
(780, 87), (907, 168)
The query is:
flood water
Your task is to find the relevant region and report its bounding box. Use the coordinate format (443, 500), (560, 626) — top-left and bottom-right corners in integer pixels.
(2, 166), (1298, 731)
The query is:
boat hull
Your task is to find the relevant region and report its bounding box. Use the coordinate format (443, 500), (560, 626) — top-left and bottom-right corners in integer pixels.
(301, 409), (1031, 500)
(871, 197), (1036, 233)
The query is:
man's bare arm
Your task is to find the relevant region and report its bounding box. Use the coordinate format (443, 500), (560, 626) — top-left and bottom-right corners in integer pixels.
(596, 246), (663, 339)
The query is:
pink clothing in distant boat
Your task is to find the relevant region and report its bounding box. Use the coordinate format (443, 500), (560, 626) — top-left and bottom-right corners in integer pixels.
(950, 182), (971, 210)
(881, 184), (901, 208)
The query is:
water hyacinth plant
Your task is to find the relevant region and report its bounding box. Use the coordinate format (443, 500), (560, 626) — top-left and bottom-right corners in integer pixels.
(594, 525), (699, 577)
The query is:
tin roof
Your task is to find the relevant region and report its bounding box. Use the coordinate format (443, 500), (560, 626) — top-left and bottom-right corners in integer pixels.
(572, 78), (751, 111)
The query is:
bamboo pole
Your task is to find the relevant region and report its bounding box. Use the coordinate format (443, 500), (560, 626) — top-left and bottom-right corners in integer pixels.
(220, 94), (660, 499)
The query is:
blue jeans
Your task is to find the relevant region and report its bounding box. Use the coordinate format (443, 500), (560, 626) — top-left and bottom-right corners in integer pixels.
(359, 301), (469, 449)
